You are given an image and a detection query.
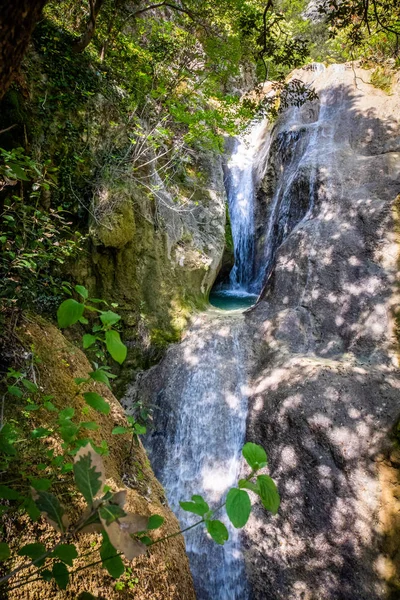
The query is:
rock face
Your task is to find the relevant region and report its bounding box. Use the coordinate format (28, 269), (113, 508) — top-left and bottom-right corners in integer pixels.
(244, 64), (400, 598)
(9, 318), (196, 600)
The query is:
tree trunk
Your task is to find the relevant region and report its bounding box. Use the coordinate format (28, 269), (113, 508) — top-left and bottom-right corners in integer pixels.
(0, 0), (48, 100)
(73, 0), (106, 53)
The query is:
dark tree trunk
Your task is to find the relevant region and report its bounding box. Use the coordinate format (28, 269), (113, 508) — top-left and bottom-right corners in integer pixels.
(0, 0), (48, 100)
(73, 0), (106, 53)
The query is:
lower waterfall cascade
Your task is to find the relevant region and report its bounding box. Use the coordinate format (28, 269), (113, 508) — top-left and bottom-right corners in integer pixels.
(127, 63), (400, 600)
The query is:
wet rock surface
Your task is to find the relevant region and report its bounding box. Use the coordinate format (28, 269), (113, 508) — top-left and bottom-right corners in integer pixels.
(244, 64), (400, 598)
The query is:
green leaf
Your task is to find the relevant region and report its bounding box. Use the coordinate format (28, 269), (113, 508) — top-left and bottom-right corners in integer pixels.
(59, 421), (79, 443)
(23, 497), (41, 521)
(31, 427), (52, 439)
(52, 544), (78, 566)
(30, 478), (52, 491)
(59, 407), (75, 420)
(83, 392), (110, 415)
(22, 379), (38, 394)
(147, 514), (164, 530)
(89, 368), (111, 388)
(57, 299), (85, 328)
(99, 504), (126, 525)
(79, 317), (89, 325)
(242, 443), (268, 470)
(83, 334), (97, 349)
(73, 445), (104, 505)
(75, 377), (89, 385)
(80, 421), (99, 431)
(0, 485), (20, 500)
(100, 533), (124, 579)
(41, 569), (53, 582)
(257, 475), (280, 515)
(112, 426), (130, 435)
(43, 400), (57, 411)
(34, 491), (66, 532)
(206, 519), (229, 545)
(105, 330), (127, 364)
(75, 285), (88, 300)
(52, 561), (69, 589)
(0, 543), (10, 561)
(179, 495), (209, 516)
(226, 488), (251, 528)
(100, 311), (121, 327)
(133, 423), (146, 435)
(8, 385), (23, 398)
(18, 543), (47, 567)
(238, 479), (259, 493)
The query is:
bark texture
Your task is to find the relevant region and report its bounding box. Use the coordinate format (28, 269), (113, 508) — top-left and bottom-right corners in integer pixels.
(0, 0), (47, 100)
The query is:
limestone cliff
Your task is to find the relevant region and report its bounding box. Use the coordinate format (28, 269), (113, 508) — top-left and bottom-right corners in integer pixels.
(244, 63), (400, 599)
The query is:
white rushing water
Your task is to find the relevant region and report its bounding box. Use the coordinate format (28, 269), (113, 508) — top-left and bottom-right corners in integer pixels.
(141, 314), (251, 599)
(140, 63), (340, 599)
(224, 119), (270, 295)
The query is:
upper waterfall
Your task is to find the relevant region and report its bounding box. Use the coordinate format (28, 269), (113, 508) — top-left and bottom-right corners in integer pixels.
(224, 120), (270, 294)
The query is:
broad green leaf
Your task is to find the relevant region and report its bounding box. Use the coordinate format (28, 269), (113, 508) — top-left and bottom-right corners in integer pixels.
(18, 543), (47, 566)
(41, 569), (53, 582)
(89, 368), (111, 388)
(59, 421), (79, 443)
(147, 514), (164, 530)
(179, 495), (209, 517)
(31, 427), (52, 439)
(226, 488), (251, 528)
(100, 533), (124, 579)
(23, 497), (41, 521)
(0, 423), (17, 455)
(80, 421), (99, 431)
(0, 543), (10, 561)
(8, 163), (29, 181)
(242, 443), (268, 470)
(133, 423), (146, 435)
(24, 403), (40, 411)
(59, 407), (75, 420)
(22, 379), (38, 393)
(206, 519), (229, 545)
(43, 400), (57, 411)
(0, 485), (20, 500)
(75, 285), (88, 299)
(83, 334), (97, 349)
(112, 426), (130, 435)
(75, 377), (89, 385)
(79, 317), (89, 325)
(7, 385), (23, 398)
(52, 561), (69, 589)
(73, 444), (105, 505)
(238, 479), (259, 493)
(83, 392), (110, 415)
(99, 504), (127, 525)
(100, 311), (121, 327)
(52, 543), (78, 566)
(30, 478), (52, 491)
(257, 475), (280, 515)
(57, 299), (85, 328)
(33, 491), (66, 532)
(105, 330), (127, 364)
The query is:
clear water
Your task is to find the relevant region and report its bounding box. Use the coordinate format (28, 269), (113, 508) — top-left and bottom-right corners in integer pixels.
(209, 290), (257, 311)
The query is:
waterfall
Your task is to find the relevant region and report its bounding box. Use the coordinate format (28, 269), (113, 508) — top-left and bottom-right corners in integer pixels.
(139, 315), (251, 600)
(223, 120), (270, 295)
(137, 63), (335, 599)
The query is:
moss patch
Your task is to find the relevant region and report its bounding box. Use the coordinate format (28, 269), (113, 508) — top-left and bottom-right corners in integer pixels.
(2, 316), (195, 600)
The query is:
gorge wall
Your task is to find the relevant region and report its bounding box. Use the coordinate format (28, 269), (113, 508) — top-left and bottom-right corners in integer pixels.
(135, 63), (400, 600)
(244, 64), (400, 599)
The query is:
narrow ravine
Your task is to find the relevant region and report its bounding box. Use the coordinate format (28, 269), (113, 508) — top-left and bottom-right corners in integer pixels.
(125, 63), (400, 599)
